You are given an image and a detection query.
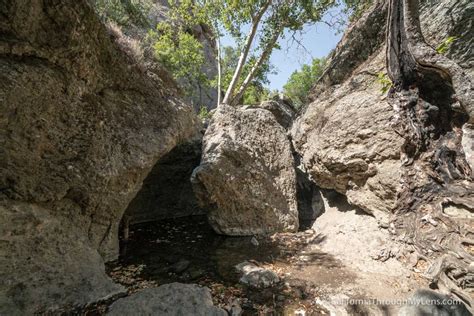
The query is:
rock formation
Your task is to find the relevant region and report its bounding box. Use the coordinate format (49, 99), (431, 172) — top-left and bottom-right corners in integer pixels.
(1, 0), (472, 313)
(292, 0), (473, 309)
(0, 0), (200, 313)
(292, 0), (473, 219)
(192, 104), (299, 235)
(107, 283), (227, 316)
(257, 99), (295, 129)
(291, 1), (400, 220)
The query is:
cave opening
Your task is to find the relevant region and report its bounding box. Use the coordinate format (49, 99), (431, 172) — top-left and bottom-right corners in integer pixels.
(122, 140), (204, 228)
(108, 144), (334, 314)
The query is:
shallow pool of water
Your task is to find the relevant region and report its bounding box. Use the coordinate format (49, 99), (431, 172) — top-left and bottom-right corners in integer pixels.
(106, 216), (328, 315)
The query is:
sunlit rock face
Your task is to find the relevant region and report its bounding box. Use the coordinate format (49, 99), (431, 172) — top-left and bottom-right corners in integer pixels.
(0, 0), (200, 313)
(192, 104), (299, 235)
(107, 283), (227, 316)
(291, 0), (473, 219)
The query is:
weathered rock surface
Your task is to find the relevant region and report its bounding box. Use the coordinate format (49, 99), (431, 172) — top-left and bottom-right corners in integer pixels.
(292, 51), (402, 219)
(235, 261), (280, 289)
(0, 0), (200, 313)
(291, 0), (473, 217)
(0, 202), (125, 314)
(107, 283), (227, 316)
(256, 99), (295, 129)
(192, 104), (299, 235)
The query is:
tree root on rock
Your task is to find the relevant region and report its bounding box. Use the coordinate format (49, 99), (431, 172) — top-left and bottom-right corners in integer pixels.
(386, 0), (474, 311)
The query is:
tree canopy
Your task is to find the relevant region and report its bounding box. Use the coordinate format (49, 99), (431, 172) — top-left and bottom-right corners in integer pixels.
(283, 57), (326, 108)
(163, 0), (336, 106)
(149, 23), (208, 92)
(94, 0), (365, 109)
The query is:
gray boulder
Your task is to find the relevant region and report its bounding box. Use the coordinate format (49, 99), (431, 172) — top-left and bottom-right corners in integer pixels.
(235, 261), (280, 288)
(192, 104), (299, 235)
(107, 283), (227, 316)
(256, 99), (295, 129)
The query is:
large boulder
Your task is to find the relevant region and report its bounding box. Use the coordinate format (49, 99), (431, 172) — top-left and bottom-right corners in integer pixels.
(192, 104), (299, 235)
(257, 99), (295, 129)
(0, 0), (200, 314)
(292, 51), (403, 219)
(291, 0), (473, 218)
(107, 283), (227, 316)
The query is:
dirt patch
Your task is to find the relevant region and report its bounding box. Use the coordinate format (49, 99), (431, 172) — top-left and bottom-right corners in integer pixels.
(285, 190), (428, 315)
(80, 190), (426, 315)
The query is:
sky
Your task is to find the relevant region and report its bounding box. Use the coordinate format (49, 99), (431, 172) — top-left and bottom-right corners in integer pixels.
(221, 9), (346, 91)
(267, 22), (343, 91)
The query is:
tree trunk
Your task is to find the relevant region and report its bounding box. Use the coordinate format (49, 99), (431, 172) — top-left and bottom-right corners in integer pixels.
(216, 29), (222, 107)
(386, 0), (473, 311)
(221, 0), (272, 105)
(231, 30), (280, 107)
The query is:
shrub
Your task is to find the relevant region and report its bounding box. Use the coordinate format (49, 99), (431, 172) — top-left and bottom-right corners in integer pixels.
(149, 23), (207, 94)
(198, 105), (212, 120)
(106, 21), (144, 66)
(283, 58), (326, 109)
(376, 72), (392, 94)
(436, 36), (457, 55)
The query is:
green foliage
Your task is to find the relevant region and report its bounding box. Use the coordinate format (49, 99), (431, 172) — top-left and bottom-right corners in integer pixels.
(242, 85), (271, 105)
(94, 0), (152, 27)
(283, 58), (326, 108)
(198, 105), (212, 120)
(167, 0), (337, 105)
(167, 0), (211, 28)
(436, 36), (457, 55)
(376, 72), (392, 94)
(342, 0), (372, 22)
(150, 23), (206, 88)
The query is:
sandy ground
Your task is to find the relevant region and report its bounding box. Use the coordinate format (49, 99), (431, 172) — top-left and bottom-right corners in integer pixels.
(278, 190), (427, 315)
(105, 191), (430, 315)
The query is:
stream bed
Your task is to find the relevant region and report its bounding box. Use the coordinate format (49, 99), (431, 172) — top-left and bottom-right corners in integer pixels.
(103, 215), (329, 315)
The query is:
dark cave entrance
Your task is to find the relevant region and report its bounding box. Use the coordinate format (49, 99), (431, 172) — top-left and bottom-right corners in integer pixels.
(295, 163), (325, 231)
(123, 140), (204, 227)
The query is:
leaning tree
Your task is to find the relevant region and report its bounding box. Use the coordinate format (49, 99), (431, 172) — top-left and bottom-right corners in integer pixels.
(386, 0), (473, 311)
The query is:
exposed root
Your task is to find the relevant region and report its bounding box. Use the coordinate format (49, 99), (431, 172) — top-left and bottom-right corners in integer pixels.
(386, 0), (474, 311)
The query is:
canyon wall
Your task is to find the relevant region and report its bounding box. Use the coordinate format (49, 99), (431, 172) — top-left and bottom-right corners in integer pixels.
(292, 0), (473, 219)
(0, 0), (200, 313)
